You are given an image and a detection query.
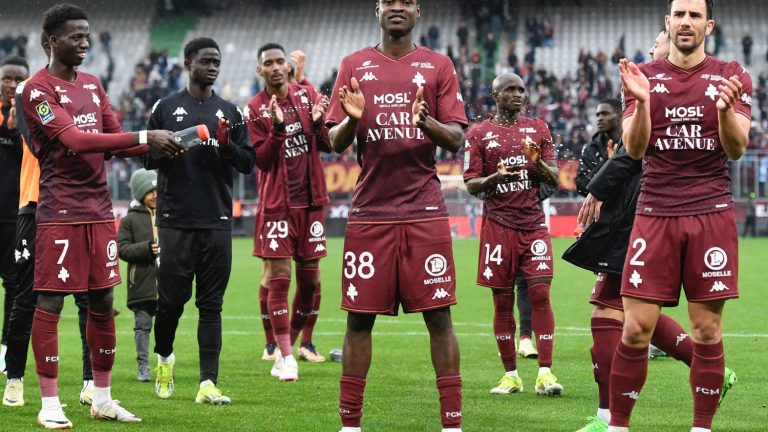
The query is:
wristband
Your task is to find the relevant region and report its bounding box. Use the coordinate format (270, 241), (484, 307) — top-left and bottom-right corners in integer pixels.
(139, 130), (148, 145)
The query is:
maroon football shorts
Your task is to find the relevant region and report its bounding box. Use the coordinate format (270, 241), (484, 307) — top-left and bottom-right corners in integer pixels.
(252, 211), (262, 257)
(34, 222), (121, 292)
(621, 210), (739, 306)
(254, 207), (327, 261)
(340, 219), (457, 315)
(590, 272), (624, 310)
(475, 218), (554, 288)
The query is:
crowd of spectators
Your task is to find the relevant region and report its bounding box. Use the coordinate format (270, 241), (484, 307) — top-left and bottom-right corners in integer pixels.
(95, 7), (768, 201)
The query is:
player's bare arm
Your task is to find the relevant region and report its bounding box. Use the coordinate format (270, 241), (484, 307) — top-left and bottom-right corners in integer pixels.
(524, 138), (559, 188)
(56, 125), (183, 158)
(411, 86), (463, 153)
(465, 161), (520, 197)
(716, 75), (751, 160)
(329, 77), (363, 153)
(619, 59), (651, 160)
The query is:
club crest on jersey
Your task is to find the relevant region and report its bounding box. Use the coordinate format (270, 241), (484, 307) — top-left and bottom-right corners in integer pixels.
(215, 109), (224, 119)
(54, 85), (67, 93)
(741, 93), (752, 106)
(704, 84), (719, 101)
(412, 72), (426, 87)
(35, 100), (55, 124)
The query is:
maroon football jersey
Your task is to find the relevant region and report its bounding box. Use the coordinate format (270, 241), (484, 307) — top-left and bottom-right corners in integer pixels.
(277, 97), (310, 206)
(327, 46), (468, 223)
(20, 68), (122, 224)
(463, 117), (555, 231)
(623, 56), (753, 216)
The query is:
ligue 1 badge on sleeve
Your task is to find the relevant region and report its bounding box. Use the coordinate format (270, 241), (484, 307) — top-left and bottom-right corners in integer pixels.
(35, 100), (56, 125)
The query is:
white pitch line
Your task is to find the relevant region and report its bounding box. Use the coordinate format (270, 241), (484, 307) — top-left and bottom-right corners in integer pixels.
(54, 316), (768, 338)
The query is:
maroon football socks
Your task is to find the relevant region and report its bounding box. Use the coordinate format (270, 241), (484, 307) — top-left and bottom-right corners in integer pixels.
(609, 342), (649, 427)
(259, 285), (276, 345)
(590, 317), (623, 409)
(290, 267), (319, 345)
(691, 340), (725, 429)
(339, 374), (366, 427)
(301, 289), (321, 345)
(651, 313), (694, 366)
(268, 276), (292, 355)
(528, 282), (555, 367)
(492, 291), (517, 371)
(437, 374), (462, 429)
(31, 308), (60, 398)
(86, 309), (116, 388)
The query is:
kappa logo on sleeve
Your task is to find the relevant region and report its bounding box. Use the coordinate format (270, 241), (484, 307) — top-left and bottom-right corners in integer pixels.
(35, 100), (56, 125)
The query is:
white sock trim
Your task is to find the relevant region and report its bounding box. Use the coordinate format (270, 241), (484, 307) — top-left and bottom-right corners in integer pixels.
(159, 352), (175, 364)
(597, 408), (611, 424)
(41, 396), (62, 410)
(538, 367), (552, 375)
(504, 370), (519, 377)
(93, 386), (111, 407)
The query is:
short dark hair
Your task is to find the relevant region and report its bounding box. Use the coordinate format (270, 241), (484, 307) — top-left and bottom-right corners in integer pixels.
(42, 3), (88, 37)
(599, 98), (623, 115)
(257, 43), (285, 61)
(2, 56), (29, 71)
(40, 31), (49, 47)
(183, 37), (219, 60)
(667, 0), (714, 20)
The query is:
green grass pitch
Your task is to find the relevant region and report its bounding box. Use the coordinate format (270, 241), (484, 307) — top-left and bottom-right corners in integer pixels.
(2, 237), (766, 431)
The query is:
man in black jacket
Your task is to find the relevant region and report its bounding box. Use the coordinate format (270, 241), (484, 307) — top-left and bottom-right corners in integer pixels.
(567, 30), (735, 432)
(144, 37), (255, 405)
(0, 56), (26, 374)
(575, 98), (623, 197)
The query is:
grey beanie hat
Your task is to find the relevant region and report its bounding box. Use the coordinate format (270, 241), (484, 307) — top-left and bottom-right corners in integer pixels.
(129, 169), (157, 203)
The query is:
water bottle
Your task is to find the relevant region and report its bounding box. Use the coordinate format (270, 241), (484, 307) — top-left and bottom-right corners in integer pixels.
(150, 124), (210, 158)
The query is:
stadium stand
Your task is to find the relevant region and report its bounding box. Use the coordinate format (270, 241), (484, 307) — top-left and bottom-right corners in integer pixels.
(0, 0), (153, 97)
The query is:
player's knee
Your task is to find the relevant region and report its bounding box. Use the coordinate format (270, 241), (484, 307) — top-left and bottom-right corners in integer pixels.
(423, 308), (454, 335)
(621, 319), (654, 346)
(267, 259), (291, 278)
(36, 293), (64, 314)
(690, 319), (722, 344)
(346, 312), (376, 334)
(526, 283), (551, 309)
(87, 290), (114, 314)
